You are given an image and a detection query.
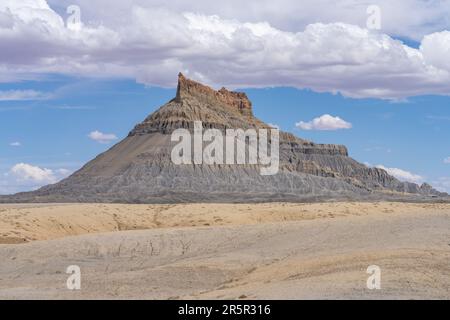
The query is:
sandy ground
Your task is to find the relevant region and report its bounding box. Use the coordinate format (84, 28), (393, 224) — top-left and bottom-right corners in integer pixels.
(0, 202), (449, 299)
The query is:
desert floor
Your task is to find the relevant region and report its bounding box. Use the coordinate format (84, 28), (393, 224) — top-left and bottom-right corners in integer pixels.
(0, 202), (449, 299)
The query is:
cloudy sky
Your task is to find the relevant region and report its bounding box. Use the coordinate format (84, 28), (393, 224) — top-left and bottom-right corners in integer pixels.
(0, 0), (449, 194)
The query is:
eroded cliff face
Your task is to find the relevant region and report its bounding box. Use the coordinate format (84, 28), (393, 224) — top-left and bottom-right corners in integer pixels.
(129, 73), (349, 158)
(1, 73), (446, 203)
(176, 73), (253, 117)
(130, 73), (261, 135)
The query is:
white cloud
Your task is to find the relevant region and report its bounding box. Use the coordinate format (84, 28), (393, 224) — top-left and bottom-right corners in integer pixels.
(421, 31), (450, 71)
(88, 130), (118, 143)
(0, 90), (50, 101)
(11, 163), (57, 183)
(46, 0), (450, 41)
(444, 157), (450, 164)
(375, 165), (424, 184)
(2, 1), (450, 99)
(296, 114), (352, 131)
(1, 163), (72, 194)
(9, 141), (21, 147)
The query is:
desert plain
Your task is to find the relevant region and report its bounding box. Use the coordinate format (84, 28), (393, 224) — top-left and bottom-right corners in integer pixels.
(0, 201), (449, 299)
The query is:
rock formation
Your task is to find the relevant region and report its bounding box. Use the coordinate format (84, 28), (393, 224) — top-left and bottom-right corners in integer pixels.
(1, 73), (446, 203)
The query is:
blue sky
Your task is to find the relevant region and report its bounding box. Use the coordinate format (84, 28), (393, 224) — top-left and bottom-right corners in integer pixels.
(1, 75), (449, 194)
(1, 0), (450, 194)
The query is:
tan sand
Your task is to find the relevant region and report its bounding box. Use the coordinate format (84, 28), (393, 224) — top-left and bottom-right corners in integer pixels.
(1, 202), (449, 243)
(0, 202), (449, 299)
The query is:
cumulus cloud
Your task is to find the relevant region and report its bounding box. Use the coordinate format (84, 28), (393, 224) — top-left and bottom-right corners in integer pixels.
(267, 123), (280, 130)
(11, 163), (57, 183)
(444, 157), (450, 164)
(2, 1), (450, 99)
(375, 165), (424, 184)
(46, 0), (450, 41)
(9, 141), (21, 147)
(0, 90), (50, 101)
(0, 163), (72, 194)
(88, 130), (118, 143)
(296, 114), (352, 131)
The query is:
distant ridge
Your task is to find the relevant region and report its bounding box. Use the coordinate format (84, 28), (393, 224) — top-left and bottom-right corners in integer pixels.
(1, 73), (447, 203)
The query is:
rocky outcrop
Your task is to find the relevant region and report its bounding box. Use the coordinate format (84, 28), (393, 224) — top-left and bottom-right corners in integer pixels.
(1, 73), (447, 203)
(176, 73), (253, 116)
(130, 73), (261, 135)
